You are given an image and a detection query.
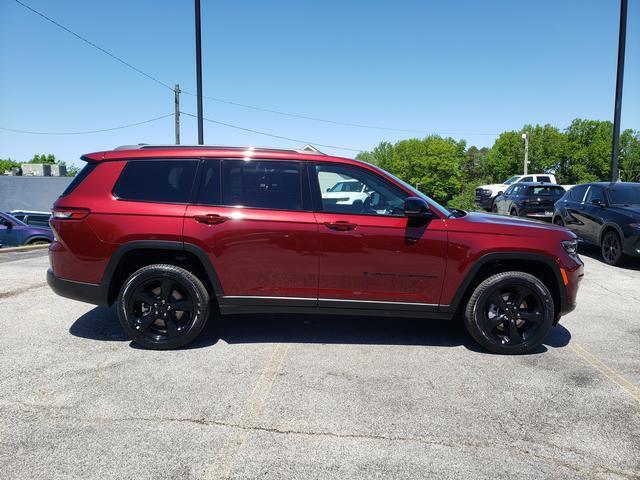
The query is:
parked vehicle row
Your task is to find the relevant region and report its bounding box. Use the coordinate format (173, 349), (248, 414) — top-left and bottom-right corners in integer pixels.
(47, 144), (583, 354)
(492, 182), (565, 219)
(475, 173), (573, 211)
(553, 182), (640, 266)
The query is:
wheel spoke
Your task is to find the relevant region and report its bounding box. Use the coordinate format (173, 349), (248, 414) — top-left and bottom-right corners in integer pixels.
(519, 311), (542, 324)
(164, 313), (179, 337)
(136, 313), (157, 333)
(133, 291), (156, 307)
(507, 319), (523, 344)
(169, 299), (193, 312)
(489, 293), (508, 310)
(160, 279), (173, 301)
(509, 286), (527, 308)
(486, 314), (506, 331)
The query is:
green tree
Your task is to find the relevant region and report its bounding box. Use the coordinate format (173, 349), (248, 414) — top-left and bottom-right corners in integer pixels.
(29, 153), (57, 164)
(619, 129), (640, 182)
(564, 119), (613, 183)
(0, 158), (20, 174)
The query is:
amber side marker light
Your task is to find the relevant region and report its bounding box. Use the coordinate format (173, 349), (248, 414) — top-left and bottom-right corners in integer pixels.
(560, 268), (569, 286)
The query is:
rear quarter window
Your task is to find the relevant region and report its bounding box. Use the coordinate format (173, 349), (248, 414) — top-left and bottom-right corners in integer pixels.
(60, 162), (96, 197)
(113, 160), (198, 203)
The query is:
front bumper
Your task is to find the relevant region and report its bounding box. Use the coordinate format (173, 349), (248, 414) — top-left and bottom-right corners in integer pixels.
(622, 232), (640, 257)
(47, 268), (109, 306)
(474, 191), (494, 210)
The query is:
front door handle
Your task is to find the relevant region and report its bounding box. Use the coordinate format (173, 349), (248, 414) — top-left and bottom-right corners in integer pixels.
(324, 221), (357, 231)
(194, 214), (228, 225)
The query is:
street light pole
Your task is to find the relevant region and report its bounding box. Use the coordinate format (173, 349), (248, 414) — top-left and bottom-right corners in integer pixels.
(522, 132), (529, 175)
(194, 0), (204, 144)
(611, 0), (627, 183)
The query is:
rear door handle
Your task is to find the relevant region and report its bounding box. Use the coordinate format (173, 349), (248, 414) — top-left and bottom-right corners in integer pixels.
(324, 221), (357, 231)
(194, 214), (228, 225)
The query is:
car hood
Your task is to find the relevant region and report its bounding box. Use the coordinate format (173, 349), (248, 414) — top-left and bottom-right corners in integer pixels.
(479, 184), (507, 192)
(454, 211), (573, 235)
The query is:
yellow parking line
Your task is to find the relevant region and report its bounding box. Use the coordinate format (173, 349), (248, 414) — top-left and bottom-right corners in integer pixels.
(204, 343), (290, 480)
(569, 342), (640, 404)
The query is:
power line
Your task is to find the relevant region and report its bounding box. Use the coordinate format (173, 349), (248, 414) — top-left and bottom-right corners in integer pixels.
(11, 0), (173, 91)
(12, 0), (500, 138)
(180, 111), (363, 153)
(0, 113), (174, 135)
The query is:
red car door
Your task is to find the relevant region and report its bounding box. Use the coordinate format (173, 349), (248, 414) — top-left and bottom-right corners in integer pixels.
(183, 159), (319, 304)
(311, 162), (447, 309)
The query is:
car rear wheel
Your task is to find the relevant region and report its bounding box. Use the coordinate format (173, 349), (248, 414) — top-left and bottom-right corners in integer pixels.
(601, 230), (625, 266)
(117, 264), (210, 350)
(491, 203), (498, 213)
(464, 271), (554, 354)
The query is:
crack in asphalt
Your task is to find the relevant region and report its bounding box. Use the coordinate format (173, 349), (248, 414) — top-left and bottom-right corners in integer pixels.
(0, 282), (47, 299)
(2, 402), (638, 479)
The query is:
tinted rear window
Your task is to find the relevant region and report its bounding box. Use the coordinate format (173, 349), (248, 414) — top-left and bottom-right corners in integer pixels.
(222, 160), (302, 210)
(60, 162), (96, 197)
(114, 160), (197, 203)
(569, 185), (588, 201)
(526, 186), (564, 196)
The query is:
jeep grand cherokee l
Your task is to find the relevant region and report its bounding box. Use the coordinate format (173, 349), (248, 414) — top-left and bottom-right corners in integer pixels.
(47, 145), (584, 354)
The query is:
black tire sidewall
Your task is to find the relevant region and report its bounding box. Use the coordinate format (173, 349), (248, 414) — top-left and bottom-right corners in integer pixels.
(602, 231), (624, 266)
(466, 273), (554, 354)
(117, 265), (210, 350)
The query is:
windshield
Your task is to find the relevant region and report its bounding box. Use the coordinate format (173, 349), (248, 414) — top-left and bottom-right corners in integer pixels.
(607, 184), (640, 206)
(503, 176), (519, 185)
(0, 212), (27, 227)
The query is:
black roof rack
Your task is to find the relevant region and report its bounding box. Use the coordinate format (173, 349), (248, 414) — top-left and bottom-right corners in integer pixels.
(112, 144), (325, 155)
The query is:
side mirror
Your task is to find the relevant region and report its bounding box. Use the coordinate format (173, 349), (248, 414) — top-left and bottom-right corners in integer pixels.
(404, 197), (433, 219)
(496, 191), (504, 196)
(326, 187), (331, 192)
(592, 199), (606, 207)
(0, 219), (12, 229)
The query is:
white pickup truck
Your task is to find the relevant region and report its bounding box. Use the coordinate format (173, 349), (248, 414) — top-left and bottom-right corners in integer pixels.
(475, 174), (570, 210)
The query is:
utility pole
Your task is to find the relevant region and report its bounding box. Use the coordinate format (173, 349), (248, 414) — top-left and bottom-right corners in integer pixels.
(611, 0), (627, 183)
(522, 132), (529, 175)
(174, 84), (180, 145)
(194, 0), (204, 144)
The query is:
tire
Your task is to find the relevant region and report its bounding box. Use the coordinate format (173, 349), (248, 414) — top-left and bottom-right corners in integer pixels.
(491, 203), (498, 213)
(510, 208), (518, 217)
(27, 239), (51, 245)
(117, 264), (210, 350)
(464, 271), (555, 354)
(553, 216), (564, 227)
(601, 230), (626, 266)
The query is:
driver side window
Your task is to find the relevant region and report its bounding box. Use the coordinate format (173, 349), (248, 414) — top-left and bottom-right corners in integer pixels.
(314, 164), (407, 216)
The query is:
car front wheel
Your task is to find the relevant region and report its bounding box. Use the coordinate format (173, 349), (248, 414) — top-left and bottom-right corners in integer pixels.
(601, 230), (625, 266)
(117, 264), (210, 350)
(464, 271), (555, 354)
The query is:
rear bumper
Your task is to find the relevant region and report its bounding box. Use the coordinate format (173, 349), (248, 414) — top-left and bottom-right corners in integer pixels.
(47, 268), (109, 306)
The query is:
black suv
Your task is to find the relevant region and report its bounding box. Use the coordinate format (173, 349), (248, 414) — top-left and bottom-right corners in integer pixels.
(492, 182), (565, 220)
(553, 182), (640, 265)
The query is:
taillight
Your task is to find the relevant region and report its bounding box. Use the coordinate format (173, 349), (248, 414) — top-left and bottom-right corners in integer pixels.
(52, 207), (90, 220)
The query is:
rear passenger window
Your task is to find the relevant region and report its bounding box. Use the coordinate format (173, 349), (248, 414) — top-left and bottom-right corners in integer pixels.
(222, 160), (302, 210)
(520, 176), (533, 182)
(570, 185), (588, 202)
(537, 176), (551, 183)
(114, 160), (197, 203)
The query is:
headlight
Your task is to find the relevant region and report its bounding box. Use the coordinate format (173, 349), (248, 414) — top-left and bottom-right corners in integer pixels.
(561, 239), (578, 256)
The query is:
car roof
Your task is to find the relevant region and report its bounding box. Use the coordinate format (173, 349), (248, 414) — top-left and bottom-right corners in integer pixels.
(513, 182), (563, 187)
(81, 144), (357, 164)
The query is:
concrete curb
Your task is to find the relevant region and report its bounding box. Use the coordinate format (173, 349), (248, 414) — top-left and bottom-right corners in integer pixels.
(0, 244), (50, 254)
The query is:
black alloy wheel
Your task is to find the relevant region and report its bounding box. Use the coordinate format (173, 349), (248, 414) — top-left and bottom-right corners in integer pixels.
(601, 230), (624, 266)
(492, 203), (498, 213)
(117, 264), (210, 349)
(464, 271), (554, 354)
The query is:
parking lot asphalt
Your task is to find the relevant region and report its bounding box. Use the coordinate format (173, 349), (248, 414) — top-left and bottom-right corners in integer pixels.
(0, 248), (638, 480)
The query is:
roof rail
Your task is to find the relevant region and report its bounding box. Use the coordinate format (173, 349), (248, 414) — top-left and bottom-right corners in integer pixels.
(112, 144), (326, 155)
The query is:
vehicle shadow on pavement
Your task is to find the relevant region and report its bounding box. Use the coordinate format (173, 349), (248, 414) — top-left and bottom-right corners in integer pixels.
(69, 307), (572, 355)
(578, 244), (640, 271)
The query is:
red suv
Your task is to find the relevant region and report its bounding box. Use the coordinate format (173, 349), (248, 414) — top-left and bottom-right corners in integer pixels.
(47, 145), (583, 353)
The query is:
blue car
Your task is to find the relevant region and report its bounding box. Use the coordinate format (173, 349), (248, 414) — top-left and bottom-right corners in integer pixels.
(0, 212), (54, 247)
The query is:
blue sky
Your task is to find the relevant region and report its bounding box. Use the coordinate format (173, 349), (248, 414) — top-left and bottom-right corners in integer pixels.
(1, 0), (638, 167)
